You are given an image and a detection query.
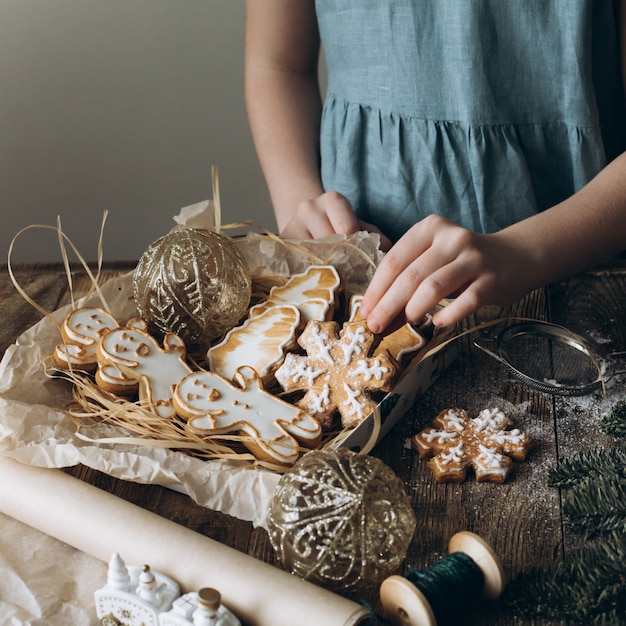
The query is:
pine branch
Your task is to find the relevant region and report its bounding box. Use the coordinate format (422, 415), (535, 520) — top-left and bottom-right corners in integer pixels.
(602, 401), (626, 437)
(563, 475), (626, 537)
(547, 447), (626, 488)
(506, 402), (626, 622)
(504, 531), (626, 624)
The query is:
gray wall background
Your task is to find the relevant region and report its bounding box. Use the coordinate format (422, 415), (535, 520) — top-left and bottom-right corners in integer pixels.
(1, 0), (274, 262)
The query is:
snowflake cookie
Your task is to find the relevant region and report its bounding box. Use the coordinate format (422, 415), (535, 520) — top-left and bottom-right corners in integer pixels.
(275, 319), (398, 430)
(411, 408), (533, 483)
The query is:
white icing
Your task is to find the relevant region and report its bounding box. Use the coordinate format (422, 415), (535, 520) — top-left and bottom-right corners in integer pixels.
(476, 444), (507, 468)
(306, 384), (331, 414)
(290, 361), (325, 386)
(474, 407), (508, 432)
(486, 428), (527, 446)
(352, 358), (390, 381)
(340, 325), (367, 363)
(440, 409), (467, 431)
(422, 429), (458, 444)
(341, 382), (367, 419)
(54, 343), (86, 366)
(307, 326), (333, 364)
(440, 442), (465, 465)
(349, 295), (427, 361)
(416, 407), (530, 480)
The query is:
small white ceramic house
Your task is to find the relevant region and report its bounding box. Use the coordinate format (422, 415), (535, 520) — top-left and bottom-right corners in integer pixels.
(159, 588), (241, 626)
(94, 553), (180, 626)
(94, 553), (241, 626)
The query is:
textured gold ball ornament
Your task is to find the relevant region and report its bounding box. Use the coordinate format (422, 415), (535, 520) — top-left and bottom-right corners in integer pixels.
(266, 449), (417, 593)
(133, 228), (252, 348)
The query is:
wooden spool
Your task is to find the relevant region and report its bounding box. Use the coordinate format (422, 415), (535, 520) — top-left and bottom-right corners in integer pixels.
(379, 531), (505, 626)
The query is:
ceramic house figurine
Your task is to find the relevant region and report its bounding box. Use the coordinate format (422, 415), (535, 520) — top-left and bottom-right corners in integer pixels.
(94, 553), (180, 626)
(159, 588), (241, 626)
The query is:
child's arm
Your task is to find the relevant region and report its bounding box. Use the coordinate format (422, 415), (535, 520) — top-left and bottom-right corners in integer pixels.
(361, 1), (626, 330)
(244, 0), (322, 233)
(361, 152), (626, 330)
(244, 1), (391, 247)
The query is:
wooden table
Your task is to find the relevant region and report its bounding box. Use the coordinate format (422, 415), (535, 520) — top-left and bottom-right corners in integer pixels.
(2, 260), (626, 625)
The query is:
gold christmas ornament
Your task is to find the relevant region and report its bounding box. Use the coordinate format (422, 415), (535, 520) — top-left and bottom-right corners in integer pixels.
(266, 449), (416, 593)
(133, 228), (252, 348)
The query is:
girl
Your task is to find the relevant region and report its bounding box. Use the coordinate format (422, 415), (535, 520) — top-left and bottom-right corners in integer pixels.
(245, 1), (626, 330)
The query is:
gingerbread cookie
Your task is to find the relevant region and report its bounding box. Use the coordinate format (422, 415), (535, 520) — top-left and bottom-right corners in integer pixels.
(275, 319), (398, 430)
(349, 295), (428, 363)
(174, 366), (322, 466)
(207, 304), (301, 384)
(97, 318), (192, 418)
(249, 265), (343, 323)
(53, 307), (121, 372)
(411, 408), (533, 483)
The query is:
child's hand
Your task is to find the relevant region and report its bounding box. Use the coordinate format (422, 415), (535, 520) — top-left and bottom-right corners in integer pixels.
(279, 191), (392, 251)
(359, 214), (536, 330)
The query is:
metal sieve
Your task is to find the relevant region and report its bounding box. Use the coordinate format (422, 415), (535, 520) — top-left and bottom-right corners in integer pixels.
(472, 321), (626, 396)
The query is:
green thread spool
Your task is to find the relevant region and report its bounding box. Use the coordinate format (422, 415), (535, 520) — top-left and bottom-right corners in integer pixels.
(379, 531), (505, 626)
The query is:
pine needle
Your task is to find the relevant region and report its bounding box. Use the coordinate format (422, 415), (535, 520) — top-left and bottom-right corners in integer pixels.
(547, 447), (626, 487)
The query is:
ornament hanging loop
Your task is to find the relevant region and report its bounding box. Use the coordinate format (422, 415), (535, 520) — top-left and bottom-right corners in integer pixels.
(379, 531), (505, 626)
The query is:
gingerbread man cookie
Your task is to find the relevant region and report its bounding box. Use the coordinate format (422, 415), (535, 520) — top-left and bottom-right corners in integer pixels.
(53, 307), (121, 372)
(275, 319), (398, 430)
(97, 318), (192, 418)
(411, 408), (533, 483)
(174, 366), (322, 466)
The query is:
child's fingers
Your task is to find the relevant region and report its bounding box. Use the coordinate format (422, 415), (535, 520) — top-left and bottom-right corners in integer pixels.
(360, 222), (436, 318)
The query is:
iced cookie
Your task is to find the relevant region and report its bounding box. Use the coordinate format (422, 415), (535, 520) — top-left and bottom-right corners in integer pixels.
(249, 265), (343, 323)
(97, 318), (192, 418)
(411, 408), (533, 483)
(174, 367), (322, 466)
(207, 304), (301, 384)
(275, 319), (398, 430)
(53, 307), (121, 372)
(349, 295), (428, 363)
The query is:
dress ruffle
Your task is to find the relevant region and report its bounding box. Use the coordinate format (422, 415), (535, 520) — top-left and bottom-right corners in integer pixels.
(320, 93), (607, 240)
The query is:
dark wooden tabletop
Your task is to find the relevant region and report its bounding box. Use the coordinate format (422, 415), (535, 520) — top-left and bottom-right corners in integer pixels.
(2, 260), (626, 626)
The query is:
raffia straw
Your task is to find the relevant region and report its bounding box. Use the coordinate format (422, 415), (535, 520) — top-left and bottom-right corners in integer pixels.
(56, 215), (75, 310)
(53, 365), (309, 472)
(220, 221), (379, 272)
(7, 216), (113, 326)
(212, 165), (222, 233)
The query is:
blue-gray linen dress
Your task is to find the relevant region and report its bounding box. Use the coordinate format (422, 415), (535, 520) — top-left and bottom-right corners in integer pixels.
(316, 0), (625, 241)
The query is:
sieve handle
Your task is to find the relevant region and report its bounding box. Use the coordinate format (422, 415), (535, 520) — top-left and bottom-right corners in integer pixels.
(472, 337), (505, 364)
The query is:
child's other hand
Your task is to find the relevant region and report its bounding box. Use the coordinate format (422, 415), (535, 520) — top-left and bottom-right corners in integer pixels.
(279, 191), (392, 251)
(359, 214), (536, 330)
